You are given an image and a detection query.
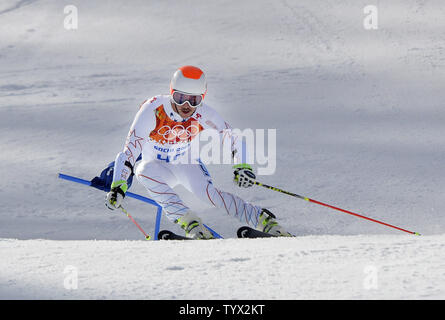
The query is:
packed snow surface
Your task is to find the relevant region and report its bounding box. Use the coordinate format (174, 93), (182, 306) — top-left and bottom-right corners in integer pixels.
(2, 235), (445, 300)
(1, 0), (445, 299)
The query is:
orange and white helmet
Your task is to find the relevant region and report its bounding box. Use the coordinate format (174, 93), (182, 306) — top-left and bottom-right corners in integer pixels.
(170, 66), (207, 107)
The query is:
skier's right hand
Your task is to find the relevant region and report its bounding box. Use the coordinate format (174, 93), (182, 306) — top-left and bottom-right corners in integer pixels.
(105, 189), (124, 210)
(105, 180), (127, 210)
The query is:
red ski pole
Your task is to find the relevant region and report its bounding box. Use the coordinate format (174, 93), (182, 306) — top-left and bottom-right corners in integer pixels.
(254, 181), (421, 236)
(119, 206), (151, 240)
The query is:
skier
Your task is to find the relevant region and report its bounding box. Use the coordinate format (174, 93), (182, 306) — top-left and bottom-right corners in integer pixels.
(105, 65), (291, 239)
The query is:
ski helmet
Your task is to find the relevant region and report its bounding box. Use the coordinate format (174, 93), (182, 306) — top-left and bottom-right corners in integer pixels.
(170, 66), (207, 107)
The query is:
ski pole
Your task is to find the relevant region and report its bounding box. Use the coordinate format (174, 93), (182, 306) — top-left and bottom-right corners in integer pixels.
(119, 206), (151, 240)
(254, 180), (421, 236)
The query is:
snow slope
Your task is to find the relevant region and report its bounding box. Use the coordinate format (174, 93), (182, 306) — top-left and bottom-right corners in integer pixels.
(1, 0), (445, 299)
(2, 235), (445, 300)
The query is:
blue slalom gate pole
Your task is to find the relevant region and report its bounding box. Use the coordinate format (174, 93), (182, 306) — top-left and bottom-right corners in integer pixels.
(58, 173), (160, 206)
(59, 173), (163, 240)
(58, 173), (222, 239)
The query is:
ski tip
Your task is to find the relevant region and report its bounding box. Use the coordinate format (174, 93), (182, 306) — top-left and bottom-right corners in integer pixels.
(414, 232), (421, 236)
(157, 230), (173, 240)
(236, 226), (251, 238)
(157, 229), (192, 240)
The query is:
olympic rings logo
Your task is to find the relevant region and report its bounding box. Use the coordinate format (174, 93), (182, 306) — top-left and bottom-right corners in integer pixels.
(157, 124), (200, 141)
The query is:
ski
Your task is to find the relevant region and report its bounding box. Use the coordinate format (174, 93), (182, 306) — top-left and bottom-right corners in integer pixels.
(157, 230), (192, 240)
(237, 226), (277, 238)
(159, 227), (288, 240)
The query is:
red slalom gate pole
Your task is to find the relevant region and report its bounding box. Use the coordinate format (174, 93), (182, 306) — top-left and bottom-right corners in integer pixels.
(254, 181), (421, 236)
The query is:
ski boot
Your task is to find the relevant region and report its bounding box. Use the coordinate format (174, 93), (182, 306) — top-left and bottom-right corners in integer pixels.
(175, 212), (214, 240)
(257, 208), (293, 237)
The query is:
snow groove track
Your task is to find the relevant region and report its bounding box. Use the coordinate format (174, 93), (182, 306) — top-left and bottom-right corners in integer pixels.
(1, 235), (444, 299)
(0, 0), (39, 16)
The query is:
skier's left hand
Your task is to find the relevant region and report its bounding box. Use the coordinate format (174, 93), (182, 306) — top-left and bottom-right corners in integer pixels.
(233, 164), (256, 188)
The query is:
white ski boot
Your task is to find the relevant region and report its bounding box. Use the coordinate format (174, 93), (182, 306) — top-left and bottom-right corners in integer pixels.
(256, 208), (293, 237)
(176, 212), (214, 239)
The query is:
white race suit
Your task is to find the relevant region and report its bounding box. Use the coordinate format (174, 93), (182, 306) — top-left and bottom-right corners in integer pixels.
(112, 95), (262, 227)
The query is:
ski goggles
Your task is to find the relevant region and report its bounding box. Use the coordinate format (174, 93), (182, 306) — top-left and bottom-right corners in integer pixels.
(171, 91), (204, 107)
